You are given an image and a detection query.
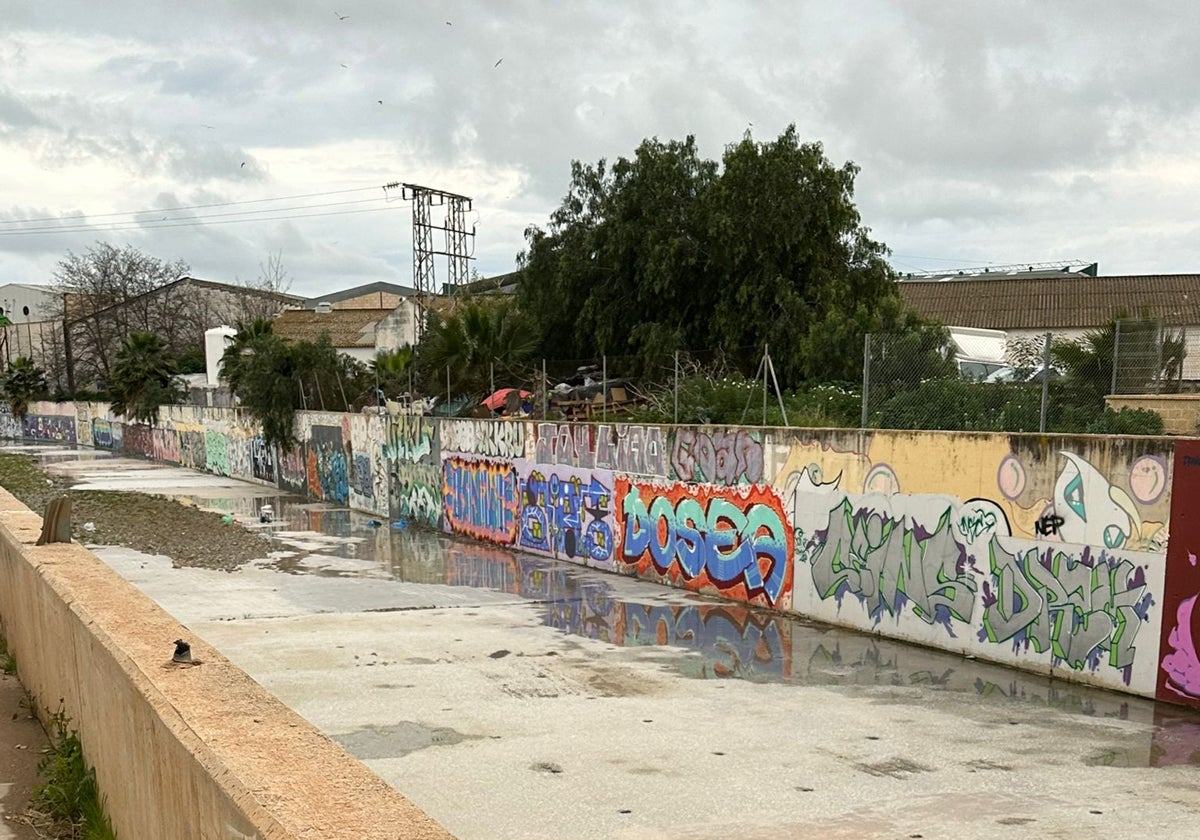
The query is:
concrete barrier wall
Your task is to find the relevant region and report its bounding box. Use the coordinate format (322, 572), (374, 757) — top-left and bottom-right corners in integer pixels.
(0, 487), (455, 840)
(7, 401), (1200, 711)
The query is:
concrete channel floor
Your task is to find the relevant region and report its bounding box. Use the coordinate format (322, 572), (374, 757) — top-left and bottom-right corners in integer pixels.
(23, 449), (1200, 839)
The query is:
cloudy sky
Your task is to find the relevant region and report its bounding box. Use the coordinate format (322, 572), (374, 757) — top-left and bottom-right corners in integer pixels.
(3, 1), (1199, 298)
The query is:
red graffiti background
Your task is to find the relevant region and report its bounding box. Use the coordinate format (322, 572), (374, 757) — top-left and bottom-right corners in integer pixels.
(615, 478), (794, 609)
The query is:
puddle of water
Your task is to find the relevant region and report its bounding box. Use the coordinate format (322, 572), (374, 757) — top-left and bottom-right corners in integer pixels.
(18, 444), (1200, 768)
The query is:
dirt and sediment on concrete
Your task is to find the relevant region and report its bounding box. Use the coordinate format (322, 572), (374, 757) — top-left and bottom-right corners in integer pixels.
(0, 452), (273, 571)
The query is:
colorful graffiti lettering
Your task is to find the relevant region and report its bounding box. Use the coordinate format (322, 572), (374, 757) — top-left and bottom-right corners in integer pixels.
(440, 418), (522, 459)
(442, 456), (519, 544)
(1161, 593), (1200, 699)
(535, 423), (666, 476)
(980, 538), (1151, 679)
(388, 414), (437, 462)
(617, 479), (792, 608)
(309, 425), (349, 503)
(670, 428), (763, 485)
(277, 446), (307, 494)
(91, 419), (114, 450)
(517, 465), (615, 567)
(351, 453), (373, 500)
(23, 415), (75, 443)
(391, 461), (441, 527)
(205, 430), (229, 476)
(809, 497), (977, 629)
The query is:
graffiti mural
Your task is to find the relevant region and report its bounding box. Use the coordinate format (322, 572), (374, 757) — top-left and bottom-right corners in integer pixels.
(91, 419), (114, 450)
(308, 424), (349, 503)
(205, 430), (229, 476)
(351, 453), (373, 500)
(980, 538), (1152, 681)
(517, 464), (616, 568)
(1054, 451), (1162, 551)
(616, 479), (792, 609)
(178, 428), (206, 470)
(807, 496), (978, 630)
(387, 413), (438, 462)
(277, 446), (307, 495)
(1158, 442), (1200, 706)
(535, 423), (666, 476)
(670, 428), (763, 485)
(392, 461), (441, 527)
(151, 427), (180, 463)
(123, 424), (152, 458)
(442, 455), (519, 544)
(249, 436), (275, 483)
(439, 418), (521, 460)
(24, 415), (75, 443)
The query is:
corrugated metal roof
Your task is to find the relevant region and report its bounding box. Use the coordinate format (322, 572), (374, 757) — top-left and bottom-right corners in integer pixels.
(272, 308), (383, 347)
(897, 274), (1200, 329)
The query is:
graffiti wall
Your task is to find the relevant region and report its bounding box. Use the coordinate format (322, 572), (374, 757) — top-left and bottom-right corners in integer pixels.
(4, 404), (1200, 707)
(780, 431), (1172, 697)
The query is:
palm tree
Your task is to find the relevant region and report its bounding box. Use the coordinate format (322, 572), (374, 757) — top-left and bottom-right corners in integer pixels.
(370, 346), (415, 402)
(108, 332), (184, 425)
(220, 318), (274, 398)
(1, 356), (48, 418)
(416, 299), (539, 396)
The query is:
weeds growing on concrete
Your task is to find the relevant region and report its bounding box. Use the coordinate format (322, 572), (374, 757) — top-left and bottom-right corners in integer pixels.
(0, 631), (17, 676)
(31, 703), (117, 840)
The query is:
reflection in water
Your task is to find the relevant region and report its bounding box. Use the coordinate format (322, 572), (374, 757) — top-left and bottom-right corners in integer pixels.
(25, 446), (1200, 769)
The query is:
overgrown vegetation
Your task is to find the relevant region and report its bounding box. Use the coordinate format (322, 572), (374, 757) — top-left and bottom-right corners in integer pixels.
(412, 298), (538, 398)
(221, 326), (372, 448)
(31, 705), (117, 840)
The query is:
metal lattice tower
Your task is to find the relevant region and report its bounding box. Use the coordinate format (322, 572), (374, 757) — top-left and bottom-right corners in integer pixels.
(397, 183), (474, 299)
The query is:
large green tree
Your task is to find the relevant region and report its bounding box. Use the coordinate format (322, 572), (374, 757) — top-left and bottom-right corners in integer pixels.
(518, 126), (908, 384)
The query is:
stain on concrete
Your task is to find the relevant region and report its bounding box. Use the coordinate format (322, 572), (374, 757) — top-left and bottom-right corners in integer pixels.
(332, 721), (479, 759)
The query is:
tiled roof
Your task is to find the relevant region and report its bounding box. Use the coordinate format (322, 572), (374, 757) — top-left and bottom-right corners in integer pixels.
(897, 274), (1200, 330)
(272, 308), (383, 347)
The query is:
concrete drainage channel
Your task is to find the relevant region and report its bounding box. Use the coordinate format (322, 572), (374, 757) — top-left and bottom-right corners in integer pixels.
(19, 445), (1200, 840)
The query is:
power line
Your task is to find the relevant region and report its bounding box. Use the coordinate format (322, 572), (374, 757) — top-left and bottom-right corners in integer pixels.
(0, 196), (398, 235)
(0, 184), (394, 227)
(0, 204), (413, 238)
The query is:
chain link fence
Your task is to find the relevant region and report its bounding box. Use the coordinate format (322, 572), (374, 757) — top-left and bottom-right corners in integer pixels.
(862, 320), (1187, 434)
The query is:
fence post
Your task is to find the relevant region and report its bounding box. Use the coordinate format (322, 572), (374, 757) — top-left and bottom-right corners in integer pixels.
(762, 344), (768, 426)
(602, 354), (607, 422)
(445, 365), (450, 411)
(490, 361), (495, 397)
(1155, 321), (1164, 394)
(860, 334), (871, 428)
(1039, 331), (1051, 434)
(1111, 319), (1121, 395)
(542, 358), (547, 419)
(673, 350), (679, 425)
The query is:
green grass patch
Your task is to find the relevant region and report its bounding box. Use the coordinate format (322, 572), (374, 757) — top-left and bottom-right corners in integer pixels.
(32, 705), (117, 840)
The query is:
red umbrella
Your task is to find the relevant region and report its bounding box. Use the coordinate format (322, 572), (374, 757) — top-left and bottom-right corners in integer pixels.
(482, 388), (532, 411)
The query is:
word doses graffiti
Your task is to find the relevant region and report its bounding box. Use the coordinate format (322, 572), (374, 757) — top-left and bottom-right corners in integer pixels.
(616, 479), (792, 609)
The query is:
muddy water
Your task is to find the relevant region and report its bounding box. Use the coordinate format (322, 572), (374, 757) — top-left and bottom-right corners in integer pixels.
(26, 446), (1200, 769)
